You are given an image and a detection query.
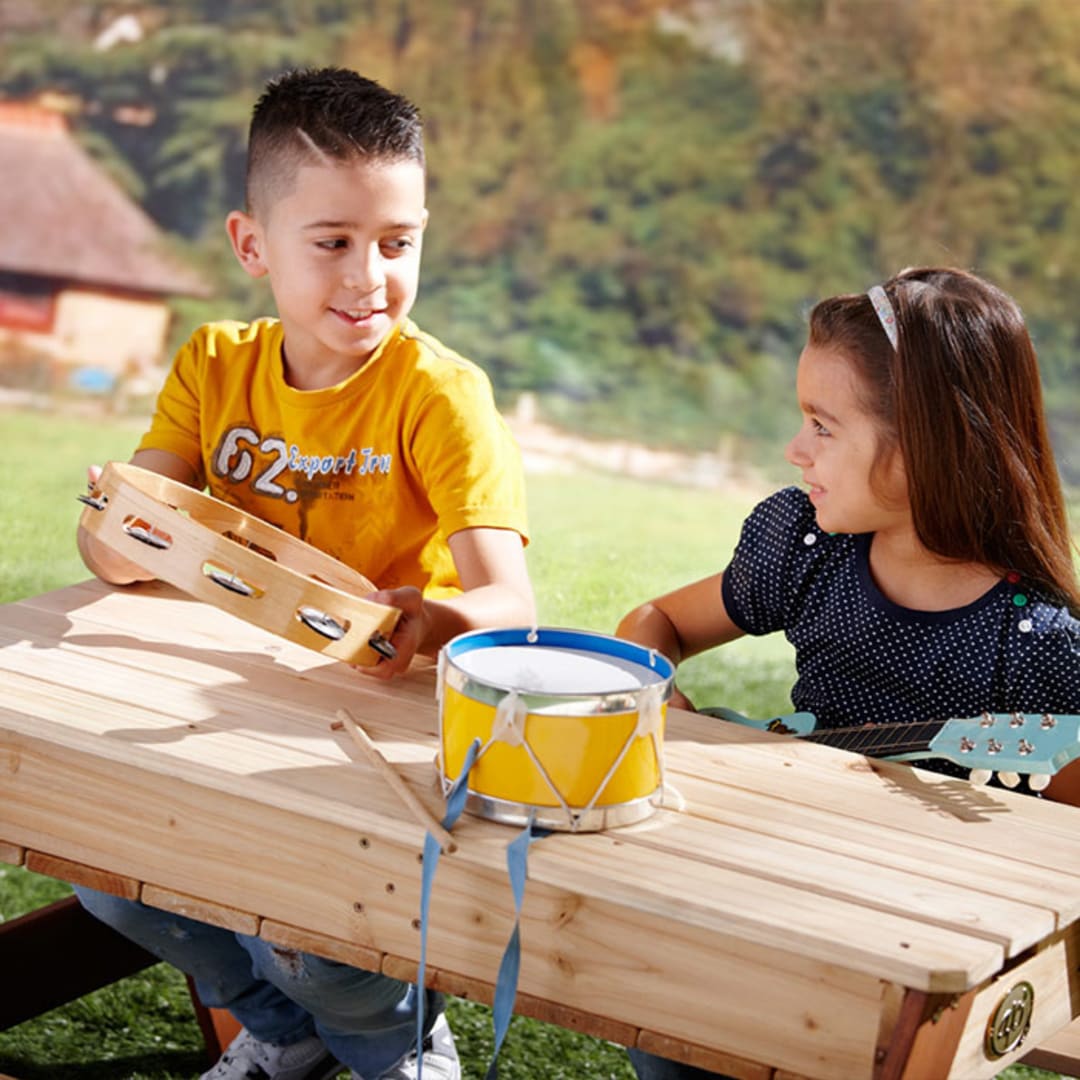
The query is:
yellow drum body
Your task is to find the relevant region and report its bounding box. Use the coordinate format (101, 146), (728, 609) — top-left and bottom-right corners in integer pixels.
(438, 628), (674, 831)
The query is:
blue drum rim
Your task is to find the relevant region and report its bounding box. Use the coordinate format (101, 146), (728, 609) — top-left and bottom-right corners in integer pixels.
(441, 626), (675, 712)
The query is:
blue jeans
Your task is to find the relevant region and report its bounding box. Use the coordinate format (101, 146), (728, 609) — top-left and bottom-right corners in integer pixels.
(628, 1048), (732, 1080)
(75, 886), (439, 1076)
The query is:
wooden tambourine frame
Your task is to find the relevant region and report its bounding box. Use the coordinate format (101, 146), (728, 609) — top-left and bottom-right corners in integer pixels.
(78, 461), (400, 667)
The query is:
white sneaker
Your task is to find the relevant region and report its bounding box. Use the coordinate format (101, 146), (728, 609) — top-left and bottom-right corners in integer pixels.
(357, 1012), (461, 1080)
(200, 1026), (343, 1080)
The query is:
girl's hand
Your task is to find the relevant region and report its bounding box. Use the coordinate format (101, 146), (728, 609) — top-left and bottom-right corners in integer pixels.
(357, 586), (430, 679)
(668, 684), (696, 712)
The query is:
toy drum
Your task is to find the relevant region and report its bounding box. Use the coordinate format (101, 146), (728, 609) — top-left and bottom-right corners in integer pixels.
(437, 628), (675, 832)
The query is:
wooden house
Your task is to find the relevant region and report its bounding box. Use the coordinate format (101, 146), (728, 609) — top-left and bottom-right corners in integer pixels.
(0, 101), (208, 392)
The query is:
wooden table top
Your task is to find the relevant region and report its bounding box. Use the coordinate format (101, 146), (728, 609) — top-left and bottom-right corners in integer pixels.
(2, 579), (1079, 1080)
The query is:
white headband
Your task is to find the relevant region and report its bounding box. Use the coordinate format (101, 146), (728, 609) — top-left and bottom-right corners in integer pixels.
(867, 285), (898, 350)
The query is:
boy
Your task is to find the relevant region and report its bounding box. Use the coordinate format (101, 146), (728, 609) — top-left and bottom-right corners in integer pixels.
(76, 67), (534, 1080)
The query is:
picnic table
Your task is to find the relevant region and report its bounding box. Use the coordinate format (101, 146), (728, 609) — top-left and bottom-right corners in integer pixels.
(2, 578), (1080, 1079)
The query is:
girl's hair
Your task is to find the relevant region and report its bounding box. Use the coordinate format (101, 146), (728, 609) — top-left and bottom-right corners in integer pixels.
(809, 266), (1080, 614)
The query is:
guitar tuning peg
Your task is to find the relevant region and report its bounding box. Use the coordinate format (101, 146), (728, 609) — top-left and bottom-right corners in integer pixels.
(969, 768), (992, 786)
(1028, 774), (1052, 792)
(997, 771), (1020, 789)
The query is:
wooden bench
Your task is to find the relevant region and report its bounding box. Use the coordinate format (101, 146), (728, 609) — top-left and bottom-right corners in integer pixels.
(1022, 1017), (1080, 1077)
(0, 892), (237, 1065)
(0, 893), (157, 1031)
(5, 893), (1080, 1078)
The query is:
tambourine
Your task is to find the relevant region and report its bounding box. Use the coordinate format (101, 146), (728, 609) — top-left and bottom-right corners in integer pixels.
(77, 461), (400, 666)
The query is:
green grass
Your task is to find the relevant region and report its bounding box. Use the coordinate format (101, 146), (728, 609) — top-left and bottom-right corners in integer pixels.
(0, 407), (146, 604)
(0, 406), (1065, 1079)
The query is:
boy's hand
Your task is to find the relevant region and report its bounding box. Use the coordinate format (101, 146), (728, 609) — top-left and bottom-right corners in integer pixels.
(77, 452), (200, 586)
(354, 528), (534, 679)
(77, 465), (156, 585)
(359, 586), (430, 679)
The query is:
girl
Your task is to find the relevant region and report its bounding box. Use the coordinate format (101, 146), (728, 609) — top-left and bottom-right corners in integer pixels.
(617, 267), (1080, 1080)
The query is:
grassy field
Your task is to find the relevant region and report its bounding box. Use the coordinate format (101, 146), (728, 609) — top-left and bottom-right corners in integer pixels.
(0, 406), (1060, 1080)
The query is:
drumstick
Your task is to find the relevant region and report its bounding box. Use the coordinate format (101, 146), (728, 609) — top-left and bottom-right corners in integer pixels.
(333, 709), (457, 853)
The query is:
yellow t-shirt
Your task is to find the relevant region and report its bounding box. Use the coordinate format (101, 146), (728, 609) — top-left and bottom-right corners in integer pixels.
(137, 317), (528, 597)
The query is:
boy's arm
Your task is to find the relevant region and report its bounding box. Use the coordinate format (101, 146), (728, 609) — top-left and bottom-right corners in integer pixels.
(76, 449), (201, 585)
(363, 526), (535, 679)
(616, 573), (745, 709)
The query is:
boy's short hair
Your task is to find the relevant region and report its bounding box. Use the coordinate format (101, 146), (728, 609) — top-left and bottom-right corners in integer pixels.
(245, 67), (424, 216)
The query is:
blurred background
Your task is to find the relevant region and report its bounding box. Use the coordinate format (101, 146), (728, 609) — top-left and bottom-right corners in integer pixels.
(1, 0), (1078, 487)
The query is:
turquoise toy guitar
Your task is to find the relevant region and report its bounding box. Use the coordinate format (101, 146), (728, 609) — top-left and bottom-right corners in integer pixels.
(700, 706), (1080, 790)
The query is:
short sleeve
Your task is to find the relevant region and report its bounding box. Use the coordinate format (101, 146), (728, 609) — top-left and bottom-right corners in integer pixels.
(407, 364), (529, 543)
(136, 332), (205, 474)
(721, 486), (821, 635)
(1008, 604), (1080, 715)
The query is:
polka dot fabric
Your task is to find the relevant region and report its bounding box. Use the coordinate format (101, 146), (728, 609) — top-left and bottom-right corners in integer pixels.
(721, 487), (1080, 776)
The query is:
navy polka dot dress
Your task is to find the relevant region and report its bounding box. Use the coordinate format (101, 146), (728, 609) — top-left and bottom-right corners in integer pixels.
(721, 487), (1080, 779)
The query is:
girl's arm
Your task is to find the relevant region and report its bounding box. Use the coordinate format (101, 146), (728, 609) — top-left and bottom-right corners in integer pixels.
(616, 573), (745, 664)
(1045, 760), (1080, 807)
(616, 573), (746, 708)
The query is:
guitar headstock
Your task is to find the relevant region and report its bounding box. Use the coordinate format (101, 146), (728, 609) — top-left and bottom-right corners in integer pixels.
(928, 712), (1080, 786)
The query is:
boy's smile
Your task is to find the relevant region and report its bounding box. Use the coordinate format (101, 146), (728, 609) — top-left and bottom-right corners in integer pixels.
(228, 157), (428, 389)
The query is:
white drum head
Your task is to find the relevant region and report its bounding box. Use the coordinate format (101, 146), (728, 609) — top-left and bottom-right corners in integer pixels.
(453, 644), (666, 696)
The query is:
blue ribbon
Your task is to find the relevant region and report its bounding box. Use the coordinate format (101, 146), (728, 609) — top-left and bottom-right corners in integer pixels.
(415, 739), (550, 1080)
(485, 816), (549, 1079)
(416, 738), (478, 1080)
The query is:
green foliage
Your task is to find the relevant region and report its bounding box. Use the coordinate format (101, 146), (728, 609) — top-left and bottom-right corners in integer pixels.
(4, 1), (1079, 467)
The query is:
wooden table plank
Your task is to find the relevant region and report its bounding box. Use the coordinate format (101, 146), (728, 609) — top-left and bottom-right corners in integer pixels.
(6, 600), (1071, 963)
(0, 839), (23, 866)
(590, 812), (1055, 955)
(668, 712), (1080, 862)
(673, 775), (1080, 920)
(9, 585), (1080, 853)
(0, 698), (1007, 992)
(1022, 1015), (1080, 1076)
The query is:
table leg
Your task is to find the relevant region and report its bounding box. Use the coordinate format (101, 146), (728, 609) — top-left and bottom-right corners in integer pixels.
(874, 988), (974, 1080)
